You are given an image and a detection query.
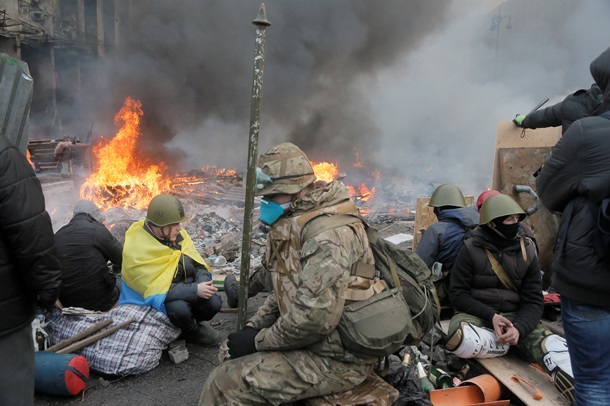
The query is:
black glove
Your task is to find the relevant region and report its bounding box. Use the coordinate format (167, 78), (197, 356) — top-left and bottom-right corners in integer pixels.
(227, 327), (259, 359)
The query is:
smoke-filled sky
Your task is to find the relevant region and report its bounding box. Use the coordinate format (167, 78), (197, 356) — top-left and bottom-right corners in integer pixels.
(80, 0), (610, 197)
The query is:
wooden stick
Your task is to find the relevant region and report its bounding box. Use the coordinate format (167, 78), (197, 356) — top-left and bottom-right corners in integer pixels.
(540, 319), (565, 337)
(45, 318), (113, 352)
(56, 318), (136, 354)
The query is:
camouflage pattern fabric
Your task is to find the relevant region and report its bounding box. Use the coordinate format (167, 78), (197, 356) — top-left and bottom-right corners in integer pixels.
(200, 181), (377, 405)
(303, 371), (399, 406)
(247, 265), (273, 297)
(200, 351), (373, 405)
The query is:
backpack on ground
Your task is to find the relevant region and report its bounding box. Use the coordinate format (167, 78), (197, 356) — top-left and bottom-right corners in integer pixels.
(301, 214), (440, 357)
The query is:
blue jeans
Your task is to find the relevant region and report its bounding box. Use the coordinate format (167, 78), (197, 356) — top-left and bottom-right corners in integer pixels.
(562, 296), (610, 406)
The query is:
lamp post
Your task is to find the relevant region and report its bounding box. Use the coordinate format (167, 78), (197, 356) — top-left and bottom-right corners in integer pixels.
(238, 3), (270, 330)
(490, 7), (511, 80)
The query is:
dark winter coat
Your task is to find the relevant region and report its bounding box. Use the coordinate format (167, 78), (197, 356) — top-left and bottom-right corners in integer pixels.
(522, 84), (603, 133)
(536, 46), (610, 307)
(55, 213), (123, 311)
(416, 207), (479, 271)
(449, 226), (542, 338)
(0, 135), (61, 337)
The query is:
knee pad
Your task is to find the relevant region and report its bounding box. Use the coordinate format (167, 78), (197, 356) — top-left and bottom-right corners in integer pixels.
(445, 323), (509, 359)
(541, 335), (574, 402)
(541, 335), (573, 376)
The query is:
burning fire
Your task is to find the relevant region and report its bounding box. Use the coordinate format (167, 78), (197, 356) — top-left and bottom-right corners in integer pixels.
(80, 97), (170, 210)
(26, 149), (36, 170)
(346, 183), (376, 202)
(311, 161), (340, 183)
(312, 160), (376, 202)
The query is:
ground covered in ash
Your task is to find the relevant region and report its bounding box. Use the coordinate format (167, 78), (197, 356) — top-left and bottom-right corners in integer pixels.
(36, 175), (423, 406)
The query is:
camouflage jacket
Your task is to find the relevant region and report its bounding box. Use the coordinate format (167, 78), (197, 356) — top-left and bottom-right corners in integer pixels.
(249, 181), (376, 363)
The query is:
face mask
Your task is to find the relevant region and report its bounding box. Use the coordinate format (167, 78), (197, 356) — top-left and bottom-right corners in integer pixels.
(259, 199), (291, 225)
(493, 222), (520, 239)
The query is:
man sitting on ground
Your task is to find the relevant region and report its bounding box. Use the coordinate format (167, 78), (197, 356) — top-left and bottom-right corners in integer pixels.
(55, 200), (122, 311)
(119, 194), (222, 346)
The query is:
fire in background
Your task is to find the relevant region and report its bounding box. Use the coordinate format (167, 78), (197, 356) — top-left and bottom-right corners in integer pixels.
(80, 97), (170, 210)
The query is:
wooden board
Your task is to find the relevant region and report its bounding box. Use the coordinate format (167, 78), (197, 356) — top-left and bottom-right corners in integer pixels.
(212, 274), (239, 290)
(491, 122), (561, 190)
(412, 196), (474, 252)
(492, 122), (562, 289)
(476, 355), (569, 406)
(439, 321), (569, 406)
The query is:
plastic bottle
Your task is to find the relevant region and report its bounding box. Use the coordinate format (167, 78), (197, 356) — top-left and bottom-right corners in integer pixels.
(416, 359), (435, 395)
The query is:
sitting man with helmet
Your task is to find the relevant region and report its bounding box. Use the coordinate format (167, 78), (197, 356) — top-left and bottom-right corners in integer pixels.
(445, 194), (574, 403)
(119, 194), (222, 347)
(200, 142), (395, 405)
(416, 184), (478, 307)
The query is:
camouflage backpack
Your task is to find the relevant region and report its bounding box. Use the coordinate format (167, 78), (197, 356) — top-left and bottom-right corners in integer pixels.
(302, 213), (440, 354)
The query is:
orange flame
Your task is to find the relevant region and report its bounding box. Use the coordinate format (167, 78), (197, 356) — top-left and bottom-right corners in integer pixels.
(346, 183), (376, 201)
(311, 161), (339, 183)
(26, 149), (36, 170)
(80, 97), (170, 210)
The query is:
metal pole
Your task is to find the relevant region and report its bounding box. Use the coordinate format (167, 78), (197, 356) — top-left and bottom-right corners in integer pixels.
(238, 3), (270, 330)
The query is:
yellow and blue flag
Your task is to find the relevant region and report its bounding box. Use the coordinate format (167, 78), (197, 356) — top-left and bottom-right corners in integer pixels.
(119, 219), (210, 313)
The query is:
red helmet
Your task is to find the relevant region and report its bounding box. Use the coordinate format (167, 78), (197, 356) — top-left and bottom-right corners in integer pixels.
(476, 189), (501, 211)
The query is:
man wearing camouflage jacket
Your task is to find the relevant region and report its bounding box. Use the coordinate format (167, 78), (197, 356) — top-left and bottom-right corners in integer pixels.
(200, 142), (380, 405)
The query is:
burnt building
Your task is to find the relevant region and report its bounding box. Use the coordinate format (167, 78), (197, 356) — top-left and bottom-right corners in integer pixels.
(0, 0), (130, 141)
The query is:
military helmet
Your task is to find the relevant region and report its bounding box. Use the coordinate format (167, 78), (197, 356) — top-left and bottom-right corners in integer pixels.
(255, 142), (316, 196)
(479, 194), (526, 225)
(146, 194), (186, 226)
(476, 189), (501, 210)
(429, 184), (466, 208)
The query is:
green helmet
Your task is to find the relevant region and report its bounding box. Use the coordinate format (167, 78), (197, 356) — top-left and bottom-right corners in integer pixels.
(254, 142), (316, 196)
(429, 184), (466, 208)
(479, 194), (526, 225)
(146, 194), (186, 226)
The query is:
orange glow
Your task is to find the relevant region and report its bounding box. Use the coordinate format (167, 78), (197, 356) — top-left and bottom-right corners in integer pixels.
(311, 161), (339, 183)
(26, 149), (36, 170)
(347, 183), (376, 202)
(353, 150), (364, 168)
(201, 165), (237, 177)
(80, 97), (170, 210)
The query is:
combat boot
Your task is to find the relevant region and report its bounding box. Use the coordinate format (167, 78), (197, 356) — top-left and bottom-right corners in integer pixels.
(224, 275), (239, 308)
(183, 321), (222, 347)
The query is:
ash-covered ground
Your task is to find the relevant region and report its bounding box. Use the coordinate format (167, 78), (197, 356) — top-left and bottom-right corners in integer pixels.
(35, 173), (417, 406)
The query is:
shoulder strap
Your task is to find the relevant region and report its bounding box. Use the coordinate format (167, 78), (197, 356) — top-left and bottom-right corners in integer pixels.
(301, 213), (361, 243)
(485, 249), (517, 292)
(301, 213), (377, 280)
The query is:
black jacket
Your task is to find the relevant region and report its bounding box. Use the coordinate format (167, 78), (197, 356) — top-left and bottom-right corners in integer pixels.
(536, 46), (610, 306)
(522, 84), (603, 133)
(55, 213), (123, 311)
(449, 226), (542, 338)
(0, 135), (61, 336)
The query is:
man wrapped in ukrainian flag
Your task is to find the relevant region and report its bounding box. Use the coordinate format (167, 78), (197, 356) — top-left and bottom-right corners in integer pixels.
(119, 194), (222, 346)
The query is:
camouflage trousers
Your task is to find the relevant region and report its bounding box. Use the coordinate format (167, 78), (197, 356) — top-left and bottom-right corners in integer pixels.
(199, 350), (373, 406)
(447, 312), (555, 375)
(248, 266), (273, 297)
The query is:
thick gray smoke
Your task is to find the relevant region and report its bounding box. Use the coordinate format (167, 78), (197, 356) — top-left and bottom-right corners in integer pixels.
(78, 0), (610, 197)
(81, 0), (452, 170)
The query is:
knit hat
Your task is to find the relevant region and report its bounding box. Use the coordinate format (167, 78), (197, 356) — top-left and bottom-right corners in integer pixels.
(73, 200), (105, 223)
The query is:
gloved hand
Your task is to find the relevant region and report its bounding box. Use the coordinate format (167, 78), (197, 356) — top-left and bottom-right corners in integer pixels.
(227, 327), (259, 359)
(513, 114), (526, 127)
